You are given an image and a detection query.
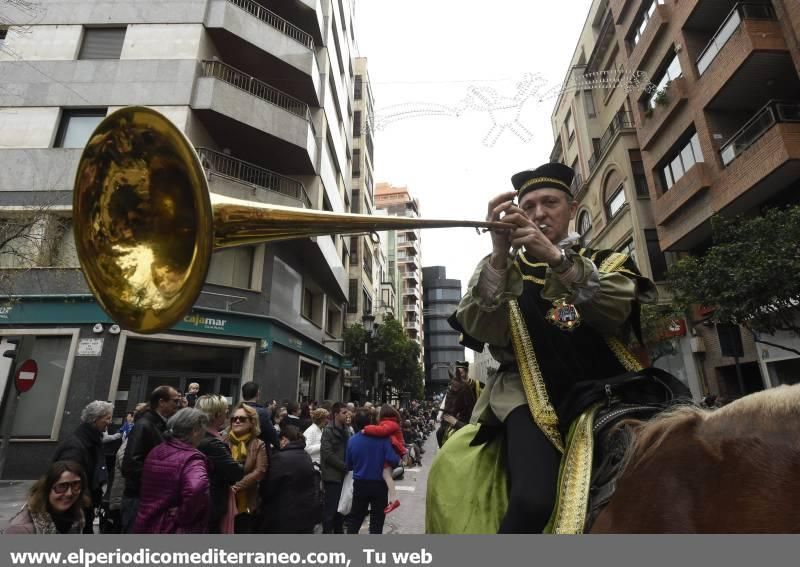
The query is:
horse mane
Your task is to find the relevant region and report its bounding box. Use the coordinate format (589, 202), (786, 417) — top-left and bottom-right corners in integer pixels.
(619, 385), (800, 474)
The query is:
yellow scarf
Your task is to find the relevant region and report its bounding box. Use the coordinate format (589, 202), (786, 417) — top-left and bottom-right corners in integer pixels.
(228, 431), (252, 463)
(228, 431), (253, 513)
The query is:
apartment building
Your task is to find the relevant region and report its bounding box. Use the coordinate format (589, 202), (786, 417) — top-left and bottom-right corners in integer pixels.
(552, 0), (800, 400)
(421, 266), (464, 396)
(0, 0), (359, 478)
(345, 57), (381, 327)
(374, 183), (424, 362)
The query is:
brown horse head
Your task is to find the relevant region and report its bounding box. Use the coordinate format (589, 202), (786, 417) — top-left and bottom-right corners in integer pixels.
(591, 385), (800, 533)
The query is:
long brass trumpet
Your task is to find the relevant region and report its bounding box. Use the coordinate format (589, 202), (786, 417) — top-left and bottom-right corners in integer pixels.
(73, 106), (511, 334)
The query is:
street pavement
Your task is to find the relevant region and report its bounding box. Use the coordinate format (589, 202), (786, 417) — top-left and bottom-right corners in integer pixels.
(0, 431), (439, 534)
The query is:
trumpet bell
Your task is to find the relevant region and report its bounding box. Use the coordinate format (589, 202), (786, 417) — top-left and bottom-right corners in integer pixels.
(73, 106), (214, 334)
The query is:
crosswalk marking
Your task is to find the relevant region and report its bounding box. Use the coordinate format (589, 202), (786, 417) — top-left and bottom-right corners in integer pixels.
(395, 486), (416, 492)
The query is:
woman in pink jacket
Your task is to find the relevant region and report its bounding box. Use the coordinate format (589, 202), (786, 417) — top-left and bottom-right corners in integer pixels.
(132, 408), (210, 534)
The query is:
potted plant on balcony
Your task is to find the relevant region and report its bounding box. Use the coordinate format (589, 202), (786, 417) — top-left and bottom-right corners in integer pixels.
(654, 80), (672, 107)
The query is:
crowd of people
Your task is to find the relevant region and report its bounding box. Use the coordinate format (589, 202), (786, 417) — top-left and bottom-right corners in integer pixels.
(4, 382), (437, 535)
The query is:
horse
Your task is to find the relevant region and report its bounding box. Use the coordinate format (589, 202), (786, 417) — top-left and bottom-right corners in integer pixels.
(590, 384), (800, 533)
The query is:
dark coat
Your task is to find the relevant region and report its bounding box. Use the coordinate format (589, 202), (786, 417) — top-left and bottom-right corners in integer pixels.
(261, 440), (320, 533)
(132, 438), (209, 534)
(320, 423), (350, 483)
(121, 409), (167, 497)
(52, 422), (107, 507)
(197, 431), (244, 533)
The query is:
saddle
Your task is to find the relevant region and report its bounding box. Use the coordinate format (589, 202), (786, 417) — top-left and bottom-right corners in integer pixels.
(546, 368), (692, 534)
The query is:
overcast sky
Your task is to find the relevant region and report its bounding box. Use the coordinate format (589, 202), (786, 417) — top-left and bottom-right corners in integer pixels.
(357, 0), (593, 291)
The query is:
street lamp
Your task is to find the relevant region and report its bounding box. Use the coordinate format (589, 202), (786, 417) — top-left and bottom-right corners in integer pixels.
(362, 313), (376, 402)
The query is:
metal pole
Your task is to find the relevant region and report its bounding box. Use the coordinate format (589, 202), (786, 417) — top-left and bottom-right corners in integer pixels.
(0, 387), (20, 479)
(734, 354), (746, 397)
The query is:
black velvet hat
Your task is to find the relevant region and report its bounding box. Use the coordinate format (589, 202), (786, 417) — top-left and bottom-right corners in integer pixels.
(454, 361), (469, 370)
(511, 162), (575, 200)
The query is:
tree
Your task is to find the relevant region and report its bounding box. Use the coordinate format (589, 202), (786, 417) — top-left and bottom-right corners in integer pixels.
(667, 205), (800, 355)
(638, 303), (685, 364)
(343, 315), (424, 402)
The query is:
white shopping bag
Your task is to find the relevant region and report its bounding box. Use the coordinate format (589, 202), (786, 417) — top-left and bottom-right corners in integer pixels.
(337, 471), (354, 515)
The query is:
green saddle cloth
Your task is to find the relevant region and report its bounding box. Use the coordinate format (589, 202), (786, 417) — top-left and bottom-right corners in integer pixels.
(426, 404), (602, 534)
(425, 424), (508, 534)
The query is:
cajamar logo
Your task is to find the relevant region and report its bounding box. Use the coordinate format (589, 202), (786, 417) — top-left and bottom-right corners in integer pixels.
(184, 313), (227, 330)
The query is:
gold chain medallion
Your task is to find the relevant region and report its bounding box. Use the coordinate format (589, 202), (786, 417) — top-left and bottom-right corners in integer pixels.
(546, 298), (581, 331)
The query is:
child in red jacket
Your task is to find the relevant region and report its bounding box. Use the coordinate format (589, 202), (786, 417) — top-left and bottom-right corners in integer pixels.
(363, 404), (407, 514)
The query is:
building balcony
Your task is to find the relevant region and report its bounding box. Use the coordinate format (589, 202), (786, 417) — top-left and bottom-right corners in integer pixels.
(205, 0), (320, 104)
(654, 162), (713, 227)
(587, 109), (636, 175)
(402, 271), (419, 284)
(720, 101), (800, 166)
(404, 319), (421, 332)
(192, 59), (318, 172)
(627, 2), (671, 73)
(638, 76), (690, 150)
(198, 147), (311, 208)
(694, 6), (790, 110)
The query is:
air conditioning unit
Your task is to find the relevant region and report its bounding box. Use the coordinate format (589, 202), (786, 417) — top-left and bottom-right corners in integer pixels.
(690, 336), (706, 353)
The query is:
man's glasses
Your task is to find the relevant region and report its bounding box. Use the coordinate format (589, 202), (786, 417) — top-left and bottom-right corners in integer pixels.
(52, 480), (82, 495)
(230, 416), (250, 424)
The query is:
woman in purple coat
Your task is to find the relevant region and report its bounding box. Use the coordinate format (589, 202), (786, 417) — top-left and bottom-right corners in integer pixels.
(132, 408), (210, 534)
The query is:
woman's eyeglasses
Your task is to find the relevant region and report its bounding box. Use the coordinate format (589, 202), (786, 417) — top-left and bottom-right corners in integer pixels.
(52, 480), (82, 495)
(230, 416), (250, 424)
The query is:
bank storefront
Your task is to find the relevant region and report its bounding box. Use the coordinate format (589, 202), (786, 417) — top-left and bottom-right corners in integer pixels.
(0, 296), (344, 478)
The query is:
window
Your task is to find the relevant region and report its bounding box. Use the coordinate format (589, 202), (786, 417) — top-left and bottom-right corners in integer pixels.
(630, 0), (664, 48)
(341, 240), (348, 269)
(78, 27), (126, 60)
(352, 148), (361, 178)
(619, 238), (637, 265)
(646, 50), (682, 109)
(629, 150), (649, 198)
(348, 278), (358, 313)
(354, 75), (363, 100)
(583, 90), (596, 118)
(363, 245), (373, 281)
(54, 109), (107, 148)
(353, 111), (361, 137)
(362, 288), (372, 316)
(578, 210), (592, 239)
(645, 229), (668, 281)
(349, 236), (358, 265)
(302, 286), (324, 327)
(0, 27), (8, 42)
(606, 185), (627, 219)
(298, 361), (318, 402)
(206, 246), (254, 288)
(565, 111), (575, 142)
(660, 131), (704, 192)
(326, 303), (342, 337)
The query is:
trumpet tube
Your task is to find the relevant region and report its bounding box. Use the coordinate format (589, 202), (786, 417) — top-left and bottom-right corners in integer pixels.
(73, 106), (510, 334)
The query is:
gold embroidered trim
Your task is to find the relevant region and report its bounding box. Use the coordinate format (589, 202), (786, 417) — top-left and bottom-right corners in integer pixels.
(521, 274), (546, 285)
(551, 402), (603, 534)
(516, 250), (547, 268)
(508, 300), (564, 453)
(518, 176), (571, 193)
(606, 336), (643, 372)
(599, 252), (628, 273)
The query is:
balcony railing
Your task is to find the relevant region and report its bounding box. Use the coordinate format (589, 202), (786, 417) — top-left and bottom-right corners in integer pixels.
(201, 60), (313, 125)
(570, 172), (584, 194)
(224, 0), (314, 49)
(720, 100), (800, 166)
(696, 3), (776, 76)
(588, 110), (635, 172)
(196, 147), (311, 207)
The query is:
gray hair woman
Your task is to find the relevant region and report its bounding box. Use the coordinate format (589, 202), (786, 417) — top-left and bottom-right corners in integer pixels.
(132, 408), (211, 533)
(51, 400), (114, 533)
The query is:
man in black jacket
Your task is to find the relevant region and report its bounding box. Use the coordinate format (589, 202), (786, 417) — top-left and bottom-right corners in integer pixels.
(320, 402), (350, 534)
(242, 381), (279, 451)
(52, 400), (114, 534)
(120, 385), (181, 533)
(261, 425), (320, 533)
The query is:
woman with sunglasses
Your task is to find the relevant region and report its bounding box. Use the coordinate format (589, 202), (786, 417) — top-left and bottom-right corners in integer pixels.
(5, 461), (89, 534)
(225, 403), (268, 533)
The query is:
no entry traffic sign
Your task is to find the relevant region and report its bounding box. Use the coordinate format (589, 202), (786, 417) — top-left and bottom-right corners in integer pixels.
(14, 359), (37, 394)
